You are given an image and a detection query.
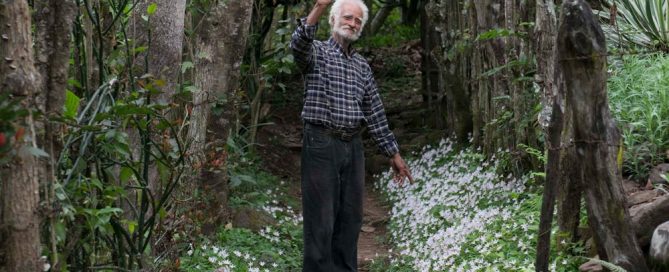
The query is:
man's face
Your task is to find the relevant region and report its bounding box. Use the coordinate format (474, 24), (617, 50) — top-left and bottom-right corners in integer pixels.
(333, 3), (363, 42)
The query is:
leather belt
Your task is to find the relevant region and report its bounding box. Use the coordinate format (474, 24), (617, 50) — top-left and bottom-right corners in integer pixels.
(304, 122), (360, 142)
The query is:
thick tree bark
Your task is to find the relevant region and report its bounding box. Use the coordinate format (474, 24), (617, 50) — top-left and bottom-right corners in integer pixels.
(131, 0), (186, 101)
(33, 0), (77, 268)
(0, 1), (44, 270)
(188, 0), (253, 223)
(558, 0), (648, 270)
(424, 0), (473, 141)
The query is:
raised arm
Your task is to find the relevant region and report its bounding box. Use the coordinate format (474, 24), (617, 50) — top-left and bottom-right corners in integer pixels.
(290, 0), (332, 71)
(307, 0), (332, 25)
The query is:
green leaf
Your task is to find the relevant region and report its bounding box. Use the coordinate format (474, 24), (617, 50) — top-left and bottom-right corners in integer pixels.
(67, 78), (82, 89)
(159, 208), (167, 220)
(64, 90), (81, 119)
(230, 175), (242, 187)
(183, 85), (200, 94)
(98, 207), (123, 215)
(128, 220), (137, 234)
(147, 3), (157, 15)
(55, 221), (67, 242)
(26, 146), (50, 158)
(133, 46), (149, 54)
(120, 167), (134, 183)
(181, 61), (194, 74)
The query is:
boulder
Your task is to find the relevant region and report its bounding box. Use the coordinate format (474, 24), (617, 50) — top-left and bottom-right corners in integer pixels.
(231, 206), (277, 232)
(631, 195), (669, 247)
(623, 178), (642, 194)
(627, 190), (659, 207)
(650, 221), (669, 271)
(648, 163), (669, 186)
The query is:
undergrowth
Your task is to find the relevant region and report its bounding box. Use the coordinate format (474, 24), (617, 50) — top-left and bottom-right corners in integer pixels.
(370, 139), (583, 271)
(608, 54), (669, 181)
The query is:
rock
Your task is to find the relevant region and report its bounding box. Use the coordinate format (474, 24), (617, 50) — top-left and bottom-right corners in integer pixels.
(231, 206), (276, 231)
(627, 190), (659, 207)
(650, 221), (669, 271)
(579, 256), (603, 272)
(361, 225), (376, 233)
(649, 163), (669, 186)
(623, 178), (642, 194)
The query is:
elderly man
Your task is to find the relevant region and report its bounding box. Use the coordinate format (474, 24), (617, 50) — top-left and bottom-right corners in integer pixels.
(290, 0), (413, 271)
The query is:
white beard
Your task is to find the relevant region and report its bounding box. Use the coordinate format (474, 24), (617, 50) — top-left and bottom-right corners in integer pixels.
(333, 22), (361, 42)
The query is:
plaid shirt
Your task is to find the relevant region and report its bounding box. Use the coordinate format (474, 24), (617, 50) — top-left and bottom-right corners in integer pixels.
(290, 18), (399, 157)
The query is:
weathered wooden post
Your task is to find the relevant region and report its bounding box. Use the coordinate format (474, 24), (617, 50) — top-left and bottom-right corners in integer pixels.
(558, 0), (648, 270)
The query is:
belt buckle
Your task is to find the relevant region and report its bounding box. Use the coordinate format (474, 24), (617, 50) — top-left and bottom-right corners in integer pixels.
(331, 128), (351, 141)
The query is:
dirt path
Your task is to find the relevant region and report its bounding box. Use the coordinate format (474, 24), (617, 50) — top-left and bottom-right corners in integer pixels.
(357, 182), (391, 270)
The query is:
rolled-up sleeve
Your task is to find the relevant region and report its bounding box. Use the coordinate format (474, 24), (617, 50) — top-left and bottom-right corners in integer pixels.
(290, 18), (319, 71)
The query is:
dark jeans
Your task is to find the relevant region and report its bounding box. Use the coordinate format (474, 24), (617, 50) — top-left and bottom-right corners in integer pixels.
(301, 123), (365, 272)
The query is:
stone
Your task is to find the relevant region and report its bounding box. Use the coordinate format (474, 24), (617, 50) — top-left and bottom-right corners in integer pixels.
(649, 163), (669, 186)
(627, 190), (659, 207)
(650, 221), (669, 271)
(361, 225), (376, 233)
(623, 178), (642, 194)
(231, 206), (276, 232)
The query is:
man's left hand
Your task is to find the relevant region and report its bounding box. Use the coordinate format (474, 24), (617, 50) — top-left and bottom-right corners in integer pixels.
(390, 153), (413, 185)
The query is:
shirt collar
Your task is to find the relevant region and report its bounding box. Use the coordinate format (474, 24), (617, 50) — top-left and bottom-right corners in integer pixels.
(328, 37), (356, 57)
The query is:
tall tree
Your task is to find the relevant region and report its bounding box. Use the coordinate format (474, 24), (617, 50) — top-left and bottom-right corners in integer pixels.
(33, 0), (77, 267)
(424, 0), (539, 172)
(0, 0), (44, 270)
(188, 0), (254, 223)
(135, 0), (187, 104)
(127, 0), (187, 203)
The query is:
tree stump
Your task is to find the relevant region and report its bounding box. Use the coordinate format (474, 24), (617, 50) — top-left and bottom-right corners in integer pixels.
(557, 0), (648, 270)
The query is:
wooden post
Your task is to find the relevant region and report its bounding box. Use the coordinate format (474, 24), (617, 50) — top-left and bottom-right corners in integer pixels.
(558, 0), (648, 270)
(534, 1), (560, 270)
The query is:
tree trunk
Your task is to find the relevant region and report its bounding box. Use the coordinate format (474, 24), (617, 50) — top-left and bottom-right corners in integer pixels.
(188, 0), (254, 224)
(33, 0), (77, 268)
(534, 2), (562, 270)
(369, 2), (395, 35)
(558, 1), (648, 270)
(0, 0), (44, 270)
(131, 0), (186, 97)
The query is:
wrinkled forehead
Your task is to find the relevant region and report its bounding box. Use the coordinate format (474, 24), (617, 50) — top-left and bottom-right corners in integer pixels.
(340, 2), (363, 18)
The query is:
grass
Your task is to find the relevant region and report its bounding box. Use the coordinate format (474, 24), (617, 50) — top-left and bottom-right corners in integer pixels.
(369, 139), (584, 271)
(608, 53), (669, 180)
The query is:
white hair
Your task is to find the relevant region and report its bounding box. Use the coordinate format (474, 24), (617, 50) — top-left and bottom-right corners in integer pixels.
(329, 0), (369, 29)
